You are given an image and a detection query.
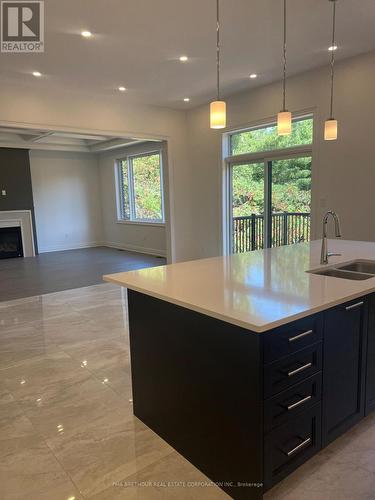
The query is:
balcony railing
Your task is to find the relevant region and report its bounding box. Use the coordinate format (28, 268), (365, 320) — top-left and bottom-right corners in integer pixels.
(232, 212), (311, 253)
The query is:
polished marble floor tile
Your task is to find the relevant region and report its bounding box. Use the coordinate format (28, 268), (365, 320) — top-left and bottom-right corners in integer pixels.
(2, 282), (375, 499)
(107, 450), (229, 500)
(91, 364), (133, 399)
(36, 314), (122, 346)
(17, 375), (133, 440)
(0, 324), (59, 369)
(0, 408), (82, 500)
(0, 299), (75, 330)
(46, 412), (175, 497)
(0, 350), (89, 398)
(57, 338), (130, 372)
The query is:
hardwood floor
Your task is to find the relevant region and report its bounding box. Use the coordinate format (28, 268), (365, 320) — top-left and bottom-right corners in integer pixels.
(0, 246), (166, 302)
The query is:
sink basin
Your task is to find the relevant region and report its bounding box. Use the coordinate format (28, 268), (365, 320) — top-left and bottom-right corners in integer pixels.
(311, 268), (374, 280)
(309, 259), (375, 281)
(337, 260), (375, 274)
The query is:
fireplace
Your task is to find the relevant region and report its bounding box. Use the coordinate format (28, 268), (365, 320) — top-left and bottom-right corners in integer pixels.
(0, 226), (24, 259)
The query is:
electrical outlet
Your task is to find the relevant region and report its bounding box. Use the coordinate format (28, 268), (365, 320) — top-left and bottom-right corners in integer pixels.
(1, 190), (6, 196)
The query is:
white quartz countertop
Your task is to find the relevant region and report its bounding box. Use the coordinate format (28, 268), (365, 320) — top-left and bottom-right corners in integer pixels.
(103, 240), (375, 333)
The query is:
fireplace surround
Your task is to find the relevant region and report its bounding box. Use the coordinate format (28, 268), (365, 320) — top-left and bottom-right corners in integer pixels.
(0, 211), (35, 257)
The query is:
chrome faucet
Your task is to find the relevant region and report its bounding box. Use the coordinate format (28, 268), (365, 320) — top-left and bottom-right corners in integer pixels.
(320, 211), (342, 264)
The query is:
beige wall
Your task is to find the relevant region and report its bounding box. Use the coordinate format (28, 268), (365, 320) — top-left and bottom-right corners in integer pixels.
(186, 51), (375, 259)
(30, 150), (102, 252)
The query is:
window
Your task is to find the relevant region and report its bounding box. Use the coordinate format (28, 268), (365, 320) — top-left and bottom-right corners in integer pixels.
(225, 116), (313, 254)
(230, 116), (313, 156)
(117, 151), (164, 223)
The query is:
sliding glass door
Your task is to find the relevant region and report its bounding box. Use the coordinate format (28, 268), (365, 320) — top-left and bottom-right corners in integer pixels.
(270, 156), (312, 248)
(231, 162), (265, 253)
(229, 156), (312, 254)
(226, 116), (313, 254)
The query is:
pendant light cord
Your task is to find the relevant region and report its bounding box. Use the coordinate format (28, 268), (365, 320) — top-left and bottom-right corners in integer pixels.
(329, 0), (337, 119)
(282, 0), (287, 112)
(216, 0), (220, 101)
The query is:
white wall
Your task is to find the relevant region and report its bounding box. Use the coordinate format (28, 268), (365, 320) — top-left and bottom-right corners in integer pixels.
(186, 51), (375, 259)
(98, 142), (167, 257)
(30, 150), (102, 252)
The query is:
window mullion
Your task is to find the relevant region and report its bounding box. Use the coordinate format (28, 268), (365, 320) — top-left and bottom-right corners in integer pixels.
(158, 152), (165, 223)
(264, 160), (272, 249)
(128, 158), (136, 221)
(118, 161), (125, 219)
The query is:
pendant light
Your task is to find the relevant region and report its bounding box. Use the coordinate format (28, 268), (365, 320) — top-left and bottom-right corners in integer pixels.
(210, 0), (226, 129)
(324, 0), (338, 141)
(277, 0), (291, 136)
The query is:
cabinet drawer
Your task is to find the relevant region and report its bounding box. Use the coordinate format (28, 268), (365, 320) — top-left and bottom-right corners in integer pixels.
(264, 343), (322, 398)
(264, 403), (322, 490)
(264, 373), (322, 433)
(263, 314), (323, 364)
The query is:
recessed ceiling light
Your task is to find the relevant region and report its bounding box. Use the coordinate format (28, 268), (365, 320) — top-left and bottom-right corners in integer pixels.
(249, 73), (258, 79)
(183, 98), (190, 102)
(32, 71), (41, 77)
(81, 31), (92, 38)
(328, 45), (338, 51)
(179, 56), (188, 62)
(118, 86), (126, 92)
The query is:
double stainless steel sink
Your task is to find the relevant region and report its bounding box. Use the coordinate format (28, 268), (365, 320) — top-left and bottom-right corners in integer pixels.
(309, 260), (375, 281)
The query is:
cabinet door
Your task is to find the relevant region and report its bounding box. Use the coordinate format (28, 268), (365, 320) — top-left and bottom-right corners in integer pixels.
(366, 294), (375, 414)
(322, 298), (367, 446)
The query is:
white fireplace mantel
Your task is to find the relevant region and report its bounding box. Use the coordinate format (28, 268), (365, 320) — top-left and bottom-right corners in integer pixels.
(0, 210), (36, 257)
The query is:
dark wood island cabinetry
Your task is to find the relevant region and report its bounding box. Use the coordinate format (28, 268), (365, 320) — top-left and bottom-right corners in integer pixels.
(127, 290), (375, 499)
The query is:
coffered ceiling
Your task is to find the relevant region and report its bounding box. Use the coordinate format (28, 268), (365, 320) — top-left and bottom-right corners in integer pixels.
(0, 126), (152, 153)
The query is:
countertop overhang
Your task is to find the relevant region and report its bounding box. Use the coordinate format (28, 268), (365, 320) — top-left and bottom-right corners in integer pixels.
(104, 240), (375, 333)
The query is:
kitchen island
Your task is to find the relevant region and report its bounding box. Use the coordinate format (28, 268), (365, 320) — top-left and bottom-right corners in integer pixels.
(104, 240), (375, 499)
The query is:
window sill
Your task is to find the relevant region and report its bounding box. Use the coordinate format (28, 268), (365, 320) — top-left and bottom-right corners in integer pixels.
(116, 219), (166, 228)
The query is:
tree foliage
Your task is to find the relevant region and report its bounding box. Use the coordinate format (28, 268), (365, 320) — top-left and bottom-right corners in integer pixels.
(231, 119), (313, 217)
(132, 154), (162, 219)
(121, 153), (162, 220)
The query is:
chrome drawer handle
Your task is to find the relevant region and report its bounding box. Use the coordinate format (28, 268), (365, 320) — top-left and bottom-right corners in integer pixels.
(345, 301), (364, 311)
(286, 437), (312, 457)
(288, 330), (313, 343)
(287, 362), (312, 377)
(287, 395), (312, 411)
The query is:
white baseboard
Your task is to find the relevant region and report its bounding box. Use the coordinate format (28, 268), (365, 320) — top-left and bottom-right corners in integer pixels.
(38, 240), (166, 258)
(38, 241), (102, 253)
(102, 241), (166, 258)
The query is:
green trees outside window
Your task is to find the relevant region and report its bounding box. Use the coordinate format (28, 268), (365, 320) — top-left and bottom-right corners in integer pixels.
(230, 118), (313, 252)
(118, 152), (164, 222)
(231, 118), (313, 217)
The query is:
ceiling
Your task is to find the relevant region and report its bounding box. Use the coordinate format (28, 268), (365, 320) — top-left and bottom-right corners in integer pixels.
(0, 0), (374, 109)
(0, 126), (154, 153)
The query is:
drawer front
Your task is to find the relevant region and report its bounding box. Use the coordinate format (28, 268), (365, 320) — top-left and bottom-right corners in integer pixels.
(264, 373), (322, 433)
(264, 343), (322, 398)
(263, 314), (323, 364)
(264, 403), (322, 490)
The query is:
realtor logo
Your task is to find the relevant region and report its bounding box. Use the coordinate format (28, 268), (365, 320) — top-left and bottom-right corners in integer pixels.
(1, 1), (44, 52)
